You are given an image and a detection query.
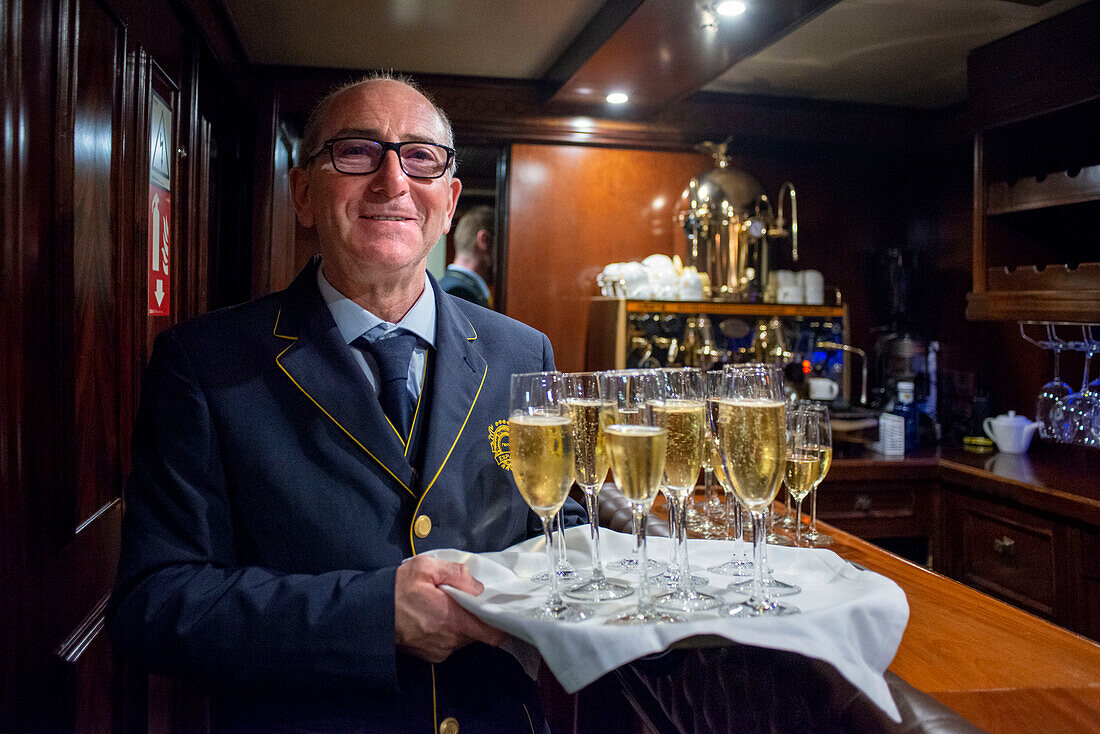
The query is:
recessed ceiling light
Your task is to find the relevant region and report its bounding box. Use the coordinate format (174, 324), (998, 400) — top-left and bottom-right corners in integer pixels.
(606, 92), (629, 105)
(716, 1), (747, 16)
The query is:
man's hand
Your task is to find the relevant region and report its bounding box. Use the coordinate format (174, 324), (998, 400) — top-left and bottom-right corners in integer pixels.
(394, 555), (506, 663)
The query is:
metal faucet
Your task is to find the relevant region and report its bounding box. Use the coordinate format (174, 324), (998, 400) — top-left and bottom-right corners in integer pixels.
(817, 341), (867, 406)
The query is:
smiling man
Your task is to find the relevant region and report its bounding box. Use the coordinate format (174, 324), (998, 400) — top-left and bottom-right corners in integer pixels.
(109, 73), (584, 733)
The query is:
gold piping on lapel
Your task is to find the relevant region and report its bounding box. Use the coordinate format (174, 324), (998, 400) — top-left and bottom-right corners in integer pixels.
(463, 314), (478, 342)
(431, 664), (438, 734)
(273, 308), (297, 341)
(275, 343), (415, 498)
(409, 362), (487, 554)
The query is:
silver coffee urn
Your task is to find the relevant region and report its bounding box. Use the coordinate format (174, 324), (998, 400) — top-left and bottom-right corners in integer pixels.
(675, 141), (798, 302)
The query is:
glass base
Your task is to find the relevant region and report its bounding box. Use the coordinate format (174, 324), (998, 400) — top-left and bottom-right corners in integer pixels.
(708, 557), (753, 577)
(606, 608), (686, 625)
(803, 528), (834, 547)
(721, 599), (800, 617)
(768, 532), (798, 547)
(774, 512), (798, 529)
(564, 577), (635, 602)
(728, 576), (801, 597)
(653, 588), (722, 613)
(527, 601), (591, 622)
(606, 557), (667, 574)
(530, 567), (589, 584)
(656, 570), (708, 589)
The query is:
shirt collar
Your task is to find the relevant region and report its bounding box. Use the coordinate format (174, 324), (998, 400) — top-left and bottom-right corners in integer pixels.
(316, 263), (437, 347)
(447, 263), (490, 301)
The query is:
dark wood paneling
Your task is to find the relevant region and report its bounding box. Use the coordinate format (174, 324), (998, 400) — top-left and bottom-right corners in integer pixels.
(968, 0), (1100, 131)
(505, 144), (710, 373)
(70, 0), (125, 526)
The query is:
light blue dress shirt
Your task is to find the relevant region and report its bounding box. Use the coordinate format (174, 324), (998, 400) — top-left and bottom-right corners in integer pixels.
(316, 265), (436, 403)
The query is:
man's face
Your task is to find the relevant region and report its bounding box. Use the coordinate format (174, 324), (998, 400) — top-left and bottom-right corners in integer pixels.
(290, 81), (461, 286)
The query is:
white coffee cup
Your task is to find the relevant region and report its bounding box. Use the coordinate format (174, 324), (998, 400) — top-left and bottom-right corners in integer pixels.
(803, 270), (824, 305)
(807, 377), (839, 401)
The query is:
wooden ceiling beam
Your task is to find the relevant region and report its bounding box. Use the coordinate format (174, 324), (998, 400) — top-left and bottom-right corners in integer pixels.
(547, 0), (841, 114)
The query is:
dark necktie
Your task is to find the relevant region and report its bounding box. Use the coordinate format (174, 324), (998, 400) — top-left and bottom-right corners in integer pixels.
(354, 332), (419, 440)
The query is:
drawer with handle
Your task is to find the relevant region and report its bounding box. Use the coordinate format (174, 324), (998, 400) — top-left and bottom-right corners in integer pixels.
(959, 496), (1056, 617)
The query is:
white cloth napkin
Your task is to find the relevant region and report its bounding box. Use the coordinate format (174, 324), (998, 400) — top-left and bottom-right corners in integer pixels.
(427, 525), (909, 722)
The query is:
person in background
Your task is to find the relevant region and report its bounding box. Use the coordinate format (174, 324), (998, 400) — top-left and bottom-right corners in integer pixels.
(440, 204), (495, 308)
(108, 71), (583, 733)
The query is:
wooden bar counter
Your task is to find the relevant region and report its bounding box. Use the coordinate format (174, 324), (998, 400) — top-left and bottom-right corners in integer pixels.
(827, 522), (1100, 732)
(620, 445), (1100, 733)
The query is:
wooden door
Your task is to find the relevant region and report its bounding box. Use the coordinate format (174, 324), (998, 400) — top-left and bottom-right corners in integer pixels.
(0, 0), (239, 729)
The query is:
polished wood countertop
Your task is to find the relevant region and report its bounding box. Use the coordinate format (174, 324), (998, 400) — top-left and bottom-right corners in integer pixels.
(826, 521), (1100, 732)
(829, 443), (1100, 526)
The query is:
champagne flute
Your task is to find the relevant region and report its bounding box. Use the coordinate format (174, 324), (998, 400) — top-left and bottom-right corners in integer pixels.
(801, 402), (834, 547)
(508, 371), (588, 622)
(603, 370), (667, 576)
(716, 363), (798, 617)
(601, 370), (682, 624)
(784, 408), (822, 547)
(563, 372), (634, 602)
(705, 369), (752, 577)
(653, 368), (720, 613)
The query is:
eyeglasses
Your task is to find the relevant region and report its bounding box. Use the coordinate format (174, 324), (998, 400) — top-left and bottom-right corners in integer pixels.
(306, 137), (455, 179)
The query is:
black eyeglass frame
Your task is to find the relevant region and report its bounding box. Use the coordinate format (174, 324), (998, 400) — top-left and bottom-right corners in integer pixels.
(304, 136), (456, 179)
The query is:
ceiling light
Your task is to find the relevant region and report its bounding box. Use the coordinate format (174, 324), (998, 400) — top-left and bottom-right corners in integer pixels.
(606, 92), (629, 105)
(716, 1), (746, 16)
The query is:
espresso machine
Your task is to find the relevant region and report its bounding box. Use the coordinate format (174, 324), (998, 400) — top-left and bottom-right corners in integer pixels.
(675, 141), (799, 302)
(870, 248), (930, 408)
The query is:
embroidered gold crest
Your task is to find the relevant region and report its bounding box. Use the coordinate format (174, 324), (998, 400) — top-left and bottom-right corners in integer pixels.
(488, 418), (510, 470)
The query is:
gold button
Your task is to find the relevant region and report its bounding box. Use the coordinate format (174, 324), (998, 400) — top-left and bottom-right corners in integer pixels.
(414, 514), (432, 538)
(439, 716), (458, 734)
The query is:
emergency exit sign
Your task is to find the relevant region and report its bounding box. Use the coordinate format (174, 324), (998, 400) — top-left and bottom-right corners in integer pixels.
(147, 92), (171, 316)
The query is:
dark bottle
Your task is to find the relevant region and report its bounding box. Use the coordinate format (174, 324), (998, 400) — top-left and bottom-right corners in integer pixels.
(893, 381), (920, 454)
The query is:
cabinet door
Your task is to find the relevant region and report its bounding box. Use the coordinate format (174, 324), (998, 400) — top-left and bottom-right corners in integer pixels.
(946, 488), (1074, 626)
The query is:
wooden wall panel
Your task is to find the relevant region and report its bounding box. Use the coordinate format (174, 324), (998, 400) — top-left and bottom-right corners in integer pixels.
(70, 0), (125, 526)
(505, 144), (710, 373)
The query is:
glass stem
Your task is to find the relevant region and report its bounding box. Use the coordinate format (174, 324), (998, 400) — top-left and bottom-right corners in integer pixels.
(630, 512), (641, 560)
(555, 511), (568, 568)
(794, 498), (804, 546)
(634, 506), (651, 613)
(750, 511), (768, 608)
(810, 484), (820, 533)
(542, 516), (562, 608)
(1053, 348), (1061, 383)
(704, 474), (718, 517)
(732, 499), (745, 555)
(666, 493), (681, 573)
(675, 492), (693, 595)
(584, 487), (606, 581)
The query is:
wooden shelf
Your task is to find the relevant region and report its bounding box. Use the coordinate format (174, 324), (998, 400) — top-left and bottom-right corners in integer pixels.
(966, 290), (1100, 323)
(985, 165), (1100, 215)
(597, 297), (845, 318)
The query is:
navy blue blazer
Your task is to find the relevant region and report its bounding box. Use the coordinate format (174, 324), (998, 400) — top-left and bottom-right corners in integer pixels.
(108, 257), (584, 732)
(439, 265), (490, 309)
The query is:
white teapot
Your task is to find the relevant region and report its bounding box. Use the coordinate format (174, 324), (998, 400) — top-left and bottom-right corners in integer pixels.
(982, 411), (1040, 454)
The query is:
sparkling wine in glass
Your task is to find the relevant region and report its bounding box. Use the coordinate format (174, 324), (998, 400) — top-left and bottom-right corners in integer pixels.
(563, 372), (634, 602)
(601, 370), (682, 625)
(652, 368), (720, 613)
(705, 369), (752, 577)
(784, 408), (822, 547)
(801, 402), (834, 547)
(717, 364), (799, 617)
(509, 371), (588, 622)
